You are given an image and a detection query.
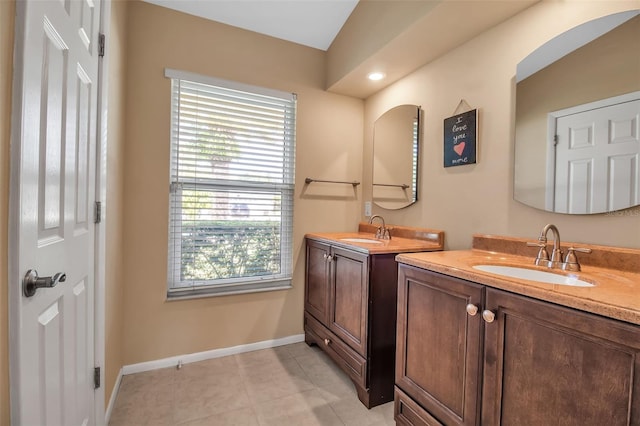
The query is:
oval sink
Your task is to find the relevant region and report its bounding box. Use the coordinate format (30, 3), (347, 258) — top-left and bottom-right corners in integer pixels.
(339, 238), (383, 244)
(472, 265), (594, 287)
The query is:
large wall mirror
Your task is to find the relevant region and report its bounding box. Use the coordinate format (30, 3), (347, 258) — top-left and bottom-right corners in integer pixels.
(514, 10), (640, 214)
(372, 105), (421, 210)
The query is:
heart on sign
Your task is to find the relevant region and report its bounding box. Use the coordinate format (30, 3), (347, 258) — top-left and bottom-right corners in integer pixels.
(453, 142), (466, 156)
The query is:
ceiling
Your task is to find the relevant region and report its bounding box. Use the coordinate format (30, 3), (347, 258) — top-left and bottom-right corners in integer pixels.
(141, 0), (360, 51)
(141, 0), (540, 98)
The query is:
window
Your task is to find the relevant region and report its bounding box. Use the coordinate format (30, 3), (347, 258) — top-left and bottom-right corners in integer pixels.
(165, 69), (296, 298)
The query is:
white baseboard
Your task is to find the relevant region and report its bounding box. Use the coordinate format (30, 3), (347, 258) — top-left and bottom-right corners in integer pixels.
(104, 367), (123, 425)
(121, 333), (305, 376)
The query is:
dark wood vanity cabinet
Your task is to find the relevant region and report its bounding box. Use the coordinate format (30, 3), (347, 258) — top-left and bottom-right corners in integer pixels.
(395, 265), (484, 426)
(395, 264), (640, 426)
(304, 238), (399, 408)
(482, 287), (640, 426)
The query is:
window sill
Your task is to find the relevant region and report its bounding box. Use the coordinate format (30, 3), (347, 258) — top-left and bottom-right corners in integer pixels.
(166, 280), (292, 301)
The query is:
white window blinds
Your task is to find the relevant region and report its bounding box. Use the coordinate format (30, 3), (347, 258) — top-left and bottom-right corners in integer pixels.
(165, 69), (296, 297)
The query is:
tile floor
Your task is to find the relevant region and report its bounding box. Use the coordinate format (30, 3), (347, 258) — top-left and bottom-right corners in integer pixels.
(108, 342), (395, 426)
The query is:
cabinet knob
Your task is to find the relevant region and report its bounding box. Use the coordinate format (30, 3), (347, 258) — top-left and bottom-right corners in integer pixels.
(327, 255), (333, 263)
(323, 338), (330, 346)
(466, 304), (479, 316)
(323, 253), (328, 260)
(482, 310), (496, 323)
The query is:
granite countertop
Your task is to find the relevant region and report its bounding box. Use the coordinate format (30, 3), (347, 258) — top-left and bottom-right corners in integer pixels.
(306, 222), (445, 255)
(396, 234), (640, 325)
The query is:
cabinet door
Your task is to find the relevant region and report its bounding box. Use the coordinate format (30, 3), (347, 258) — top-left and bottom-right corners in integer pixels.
(329, 246), (369, 357)
(396, 265), (484, 426)
(482, 288), (640, 426)
(305, 239), (331, 323)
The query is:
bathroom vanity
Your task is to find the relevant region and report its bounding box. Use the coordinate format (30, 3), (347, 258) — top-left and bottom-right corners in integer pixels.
(304, 223), (444, 408)
(394, 234), (640, 426)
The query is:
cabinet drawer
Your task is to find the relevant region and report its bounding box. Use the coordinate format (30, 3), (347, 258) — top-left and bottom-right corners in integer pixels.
(304, 313), (367, 389)
(395, 387), (443, 426)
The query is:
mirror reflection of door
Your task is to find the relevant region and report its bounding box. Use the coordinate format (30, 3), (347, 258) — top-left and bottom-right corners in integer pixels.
(372, 105), (420, 210)
(550, 93), (640, 213)
(514, 10), (640, 214)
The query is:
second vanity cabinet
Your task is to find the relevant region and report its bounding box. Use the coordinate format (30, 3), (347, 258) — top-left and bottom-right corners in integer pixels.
(395, 264), (640, 426)
(304, 238), (400, 408)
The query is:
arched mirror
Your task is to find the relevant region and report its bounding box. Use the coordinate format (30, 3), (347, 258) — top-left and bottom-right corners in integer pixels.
(372, 105), (421, 210)
(514, 10), (640, 214)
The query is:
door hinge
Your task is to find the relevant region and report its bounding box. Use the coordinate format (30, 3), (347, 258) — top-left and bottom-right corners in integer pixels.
(98, 33), (105, 57)
(94, 201), (102, 224)
(553, 134), (559, 146)
(94, 366), (101, 389)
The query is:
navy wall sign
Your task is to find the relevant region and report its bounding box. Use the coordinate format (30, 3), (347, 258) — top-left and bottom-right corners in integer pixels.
(444, 109), (477, 167)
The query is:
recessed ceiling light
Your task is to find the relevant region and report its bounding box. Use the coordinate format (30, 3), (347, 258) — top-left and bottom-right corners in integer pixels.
(367, 72), (386, 81)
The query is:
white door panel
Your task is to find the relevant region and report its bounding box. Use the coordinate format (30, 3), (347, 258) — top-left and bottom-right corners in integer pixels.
(609, 154), (638, 211)
(10, 0), (101, 424)
(554, 98), (640, 213)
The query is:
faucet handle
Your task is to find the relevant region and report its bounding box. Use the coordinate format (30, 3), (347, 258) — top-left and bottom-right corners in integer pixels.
(375, 225), (391, 240)
(526, 241), (545, 248)
(383, 227), (391, 240)
(562, 247), (592, 272)
(526, 241), (550, 266)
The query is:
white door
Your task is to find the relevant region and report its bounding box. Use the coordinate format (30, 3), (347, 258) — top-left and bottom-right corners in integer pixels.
(9, 0), (101, 424)
(554, 98), (640, 214)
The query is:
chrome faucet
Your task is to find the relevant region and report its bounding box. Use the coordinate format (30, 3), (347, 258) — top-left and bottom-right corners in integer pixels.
(369, 215), (391, 240)
(527, 224), (592, 271)
(527, 224), (563, 268)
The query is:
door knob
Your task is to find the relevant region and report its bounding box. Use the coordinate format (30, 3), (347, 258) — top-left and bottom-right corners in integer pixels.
(23, 269), (66, 297)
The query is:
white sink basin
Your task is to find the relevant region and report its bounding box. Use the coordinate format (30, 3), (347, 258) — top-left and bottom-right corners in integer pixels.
(472, 265), (594, 287)
(339, 238), (383, 244)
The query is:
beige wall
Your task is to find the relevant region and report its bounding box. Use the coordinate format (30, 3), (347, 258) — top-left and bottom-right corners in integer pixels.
(327, 0), (439, 89)
(0, 1), (14, 424)
(105, 0), (128, 407)
(363, 0), (640, 251)
(121, 1), (363, 365)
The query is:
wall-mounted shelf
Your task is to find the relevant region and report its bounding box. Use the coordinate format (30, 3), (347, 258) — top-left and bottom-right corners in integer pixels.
(305, 178), (360, 187)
